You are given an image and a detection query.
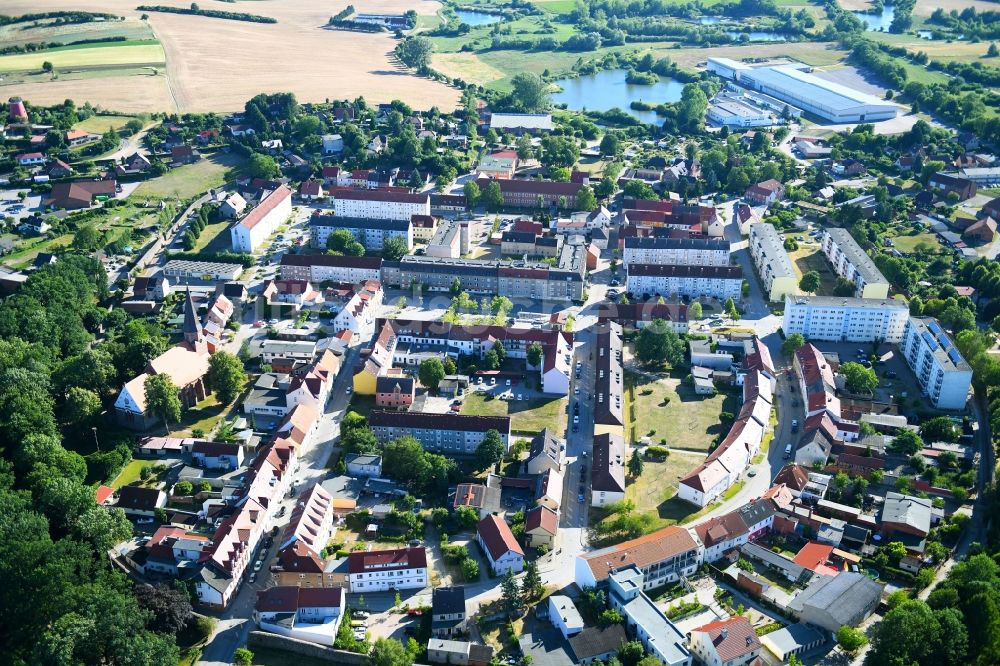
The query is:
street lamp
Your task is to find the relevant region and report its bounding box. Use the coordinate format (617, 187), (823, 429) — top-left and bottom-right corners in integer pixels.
(92, 427), (101, 452)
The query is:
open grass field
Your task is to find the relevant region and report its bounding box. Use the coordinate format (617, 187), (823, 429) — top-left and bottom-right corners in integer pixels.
(461, 392), (567, 435)
(891, 231), (942, 253)
(2, 0), (459, 113)
(913, 0), (998, 16)
(627, 370), (740, 451)
(664, 41), (847, 69)
(532, 0), (577, 13)
(73, 113), (141, 133)
(625, 450), (706, 523)
(110, 459), (166, 489)
(784, 234), (838, 295)
(0, 41), (164, 73)
(135, 153), (245, 200)
(432, 52), (509, 86)
(870, 32), (996, 66)
(2, 68), (175, 113)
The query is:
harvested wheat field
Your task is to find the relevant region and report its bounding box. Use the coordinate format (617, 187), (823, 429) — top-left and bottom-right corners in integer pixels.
(1, 0), (459, 114)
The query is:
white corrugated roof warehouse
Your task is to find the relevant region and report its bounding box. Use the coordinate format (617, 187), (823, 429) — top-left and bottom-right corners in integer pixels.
(737, 65), (897, 123)
(706, 58), (897, 123)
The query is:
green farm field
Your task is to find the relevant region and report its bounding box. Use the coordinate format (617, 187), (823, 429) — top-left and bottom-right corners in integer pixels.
(0, 40), (164, 72)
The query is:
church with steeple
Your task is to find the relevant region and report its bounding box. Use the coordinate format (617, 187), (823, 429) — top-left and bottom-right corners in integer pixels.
(113, 290), (214, 430)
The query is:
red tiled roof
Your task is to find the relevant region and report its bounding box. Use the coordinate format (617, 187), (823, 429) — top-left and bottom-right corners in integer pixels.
(477, 514), (524, 561)
(239, 184), (292, 230)
(347, 547), (427, 574)
(693, 616), (762, 662)
(580, 526), (698, 582)
(95, 485), (115, 505)
(793, 542), (835, 572)
(525, 505), (558, 535)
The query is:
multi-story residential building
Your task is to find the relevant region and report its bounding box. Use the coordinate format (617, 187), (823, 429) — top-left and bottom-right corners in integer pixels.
(694, 513), (750, 563)
(347, 547), (428, 592)
(748, 223), (797, 302)
(332, 189), (430, 220)
(591, 433), (626, 507)
(575, 526), (703, 590)
(607, 567), (693, 666)
(386, 319), (573, 395)
(677, 366), (771, 507)
(368, 411), (511, 455)
(411, 214), (438, 242)
(332, 280), (383, 342)
(375, 375), (415, 410)
(626, 264), (743, 300)
(230, 184), (293, 253)
(254, 586), (345, 646)
(687, 617), (762, 666)
(426, 219), (471, 259)
(821, 228), (890, 299)
(309, 213), (413, 251)
(794, 344), (840, 420)
(477, 514), (525, 575)
(432, 587), (468, 638)
(596, 302), (689, 334)
(900, 317), (973, 410)
(280, 254), (383, 284)
(783, 295), (908, 343)
(623, 237), (730, 268)
(381, 252), (585, 301)
(475, 177), (582, 208)
(196, 441), (296, 608)
(594, 323), (624, 438)
(283, 483), (337, 555)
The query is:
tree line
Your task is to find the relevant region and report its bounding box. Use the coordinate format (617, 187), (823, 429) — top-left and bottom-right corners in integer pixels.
(135, 5), (278, 24)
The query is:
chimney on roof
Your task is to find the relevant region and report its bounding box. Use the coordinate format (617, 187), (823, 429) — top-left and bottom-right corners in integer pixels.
(721, 628), (728, 640)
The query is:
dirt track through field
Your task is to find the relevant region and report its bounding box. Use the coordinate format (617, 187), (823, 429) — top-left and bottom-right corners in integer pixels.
(1, 0), (460, 113)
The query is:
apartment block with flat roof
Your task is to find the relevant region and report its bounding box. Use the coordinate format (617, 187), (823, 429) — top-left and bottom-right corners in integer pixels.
(783, 295), (908, 343)
(821, 228), (889, 299)
(748, 223), (797, 302)
(900, 317), (972, 410)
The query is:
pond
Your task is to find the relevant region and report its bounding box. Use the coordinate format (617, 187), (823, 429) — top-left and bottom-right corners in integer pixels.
(699, 16), (723, 24)
(725, 30), (787, 42)
(852, 5), (895, 31)
(455, 9), (503, 26)
(551, 69), (685, 125)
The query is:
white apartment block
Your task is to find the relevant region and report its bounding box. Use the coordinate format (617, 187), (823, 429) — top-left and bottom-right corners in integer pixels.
(346, 547), (428, 593)
(822, 228), (890, 299)
(783, 295), (908, 343)
(626, 264), (743, 301)
(748, 223), (797, 302)
(333, 190), (430, 221)
(230, 185), (293, 253)
(280, 254), (382, 285)
(622, 237), (730, 268)
(310, 215), (413, 251)
(900, 317), (973, 411)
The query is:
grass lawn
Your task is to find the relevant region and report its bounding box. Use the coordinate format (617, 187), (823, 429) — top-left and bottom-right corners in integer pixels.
(785, 234), (837, 295)
(191, 219), (232, 253)
(135, 153), (245, 200)
(0, 40), (163, 72)
(173, 394), (239, 438)
(461, 392), (567, 435)
(110, 459), (163, 490)
(73, 114), (141, 133)
(892, 232), (941, 253)
(625, 451), (707, 523)
(628, 370), (739, 451)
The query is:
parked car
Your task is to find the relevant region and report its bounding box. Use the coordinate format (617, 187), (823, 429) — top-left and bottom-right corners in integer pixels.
(791, 419), (799, 433)
(248, 572), (256, 584)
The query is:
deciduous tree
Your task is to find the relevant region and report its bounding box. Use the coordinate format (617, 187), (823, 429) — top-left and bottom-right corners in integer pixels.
(207, 351), (247, 405)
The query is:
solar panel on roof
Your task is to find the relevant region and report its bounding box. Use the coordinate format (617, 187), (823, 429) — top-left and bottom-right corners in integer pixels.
(948, 349), (963, 365)
(939, 336), (951, 351)
(921, 331), (938, 350)
(928, 321), (943, 336)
